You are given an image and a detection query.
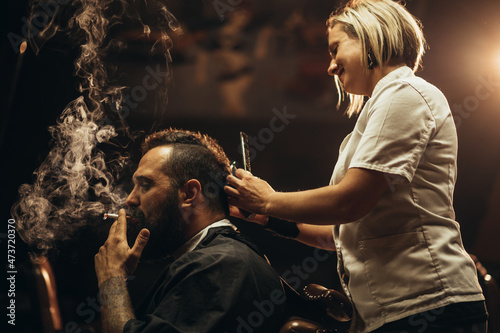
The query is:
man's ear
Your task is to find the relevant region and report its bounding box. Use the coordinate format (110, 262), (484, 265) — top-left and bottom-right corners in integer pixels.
(179, 179), (203, 209)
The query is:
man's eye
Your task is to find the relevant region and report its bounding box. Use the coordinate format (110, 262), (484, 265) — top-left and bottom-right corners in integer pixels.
(140, 183), (151, 190)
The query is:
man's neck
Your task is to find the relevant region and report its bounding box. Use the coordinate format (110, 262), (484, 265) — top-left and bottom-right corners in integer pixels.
(183, 210), (227, 240)
(173, 217), (233, 259)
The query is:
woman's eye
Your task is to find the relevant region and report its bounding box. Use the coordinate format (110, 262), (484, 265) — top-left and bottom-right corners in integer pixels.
(330, 46), (338, 58)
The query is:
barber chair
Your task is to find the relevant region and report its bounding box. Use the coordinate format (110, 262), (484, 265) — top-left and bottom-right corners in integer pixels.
(31, 256), (64, 333)
(29, 250), (352, 333)
(29, 256), (97, 333)
(279, 280), (352, 333)
(278, 253), (500, 333)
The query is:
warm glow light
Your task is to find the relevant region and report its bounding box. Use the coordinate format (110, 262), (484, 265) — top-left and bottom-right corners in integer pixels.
(19, 41), (27, 54)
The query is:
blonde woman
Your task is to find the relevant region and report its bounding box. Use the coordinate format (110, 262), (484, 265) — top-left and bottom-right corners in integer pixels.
(225, 0), (487, 332)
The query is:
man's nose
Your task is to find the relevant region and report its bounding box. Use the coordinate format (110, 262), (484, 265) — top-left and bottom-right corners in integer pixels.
(126, 188), (139, 207)
(328, 59), (338, 76)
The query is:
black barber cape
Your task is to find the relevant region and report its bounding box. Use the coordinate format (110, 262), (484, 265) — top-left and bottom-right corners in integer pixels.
(124, 226), (286, 333)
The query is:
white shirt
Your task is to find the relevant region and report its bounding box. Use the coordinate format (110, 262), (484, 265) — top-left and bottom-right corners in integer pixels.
(330, 66), (484, 332)
(172, 219), (236, 259)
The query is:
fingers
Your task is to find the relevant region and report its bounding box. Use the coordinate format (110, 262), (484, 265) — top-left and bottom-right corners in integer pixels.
(95, 245), (105, 261)
(234, 168), (252, 178)
(225, 168), (255, 196)
(226, 174), (242, 188)
(107, 208), (127, 237)
(227, 168), (253, 185)
(130, 228), (149, 258)
(229, 205), (245, 218)
(109, 219), (117, 235)
(125, 228), (150, 275)
(229, 206), (269, 226)
(224, 184), (240, 198)
(229, 205), (254, 220)
(116, 208), (128, 236)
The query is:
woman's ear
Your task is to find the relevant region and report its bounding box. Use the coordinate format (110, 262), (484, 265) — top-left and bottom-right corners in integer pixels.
(367, 48), (378, 69)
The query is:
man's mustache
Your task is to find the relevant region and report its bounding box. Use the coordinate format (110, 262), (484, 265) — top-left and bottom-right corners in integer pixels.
(126, 207), (146, 221)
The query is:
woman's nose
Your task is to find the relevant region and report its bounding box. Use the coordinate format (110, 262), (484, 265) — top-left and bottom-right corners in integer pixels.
(328, 59), (338, 76)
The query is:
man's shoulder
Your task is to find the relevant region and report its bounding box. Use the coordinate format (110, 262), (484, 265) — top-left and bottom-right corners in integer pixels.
(178, 227), (268, 267)
(198, 226), (264, 258)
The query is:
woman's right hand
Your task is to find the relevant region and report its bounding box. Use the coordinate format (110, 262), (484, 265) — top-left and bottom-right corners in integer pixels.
(225, 168), (276, 216)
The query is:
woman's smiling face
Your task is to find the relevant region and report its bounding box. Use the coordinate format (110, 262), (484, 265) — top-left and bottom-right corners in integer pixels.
(327, 23), (372, 96)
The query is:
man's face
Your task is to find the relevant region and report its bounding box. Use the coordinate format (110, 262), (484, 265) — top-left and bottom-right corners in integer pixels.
(125, 146), (186, 261)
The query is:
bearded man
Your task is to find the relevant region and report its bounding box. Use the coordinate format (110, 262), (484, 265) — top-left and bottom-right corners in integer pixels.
(94, 128), (285, 333)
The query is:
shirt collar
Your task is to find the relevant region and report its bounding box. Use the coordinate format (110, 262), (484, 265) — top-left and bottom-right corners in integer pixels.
(371, 66), (414, 97)
(172, 219), (236, 259)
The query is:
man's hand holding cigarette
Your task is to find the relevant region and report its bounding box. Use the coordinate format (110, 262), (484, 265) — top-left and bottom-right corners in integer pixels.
(94, 209), (150, 286)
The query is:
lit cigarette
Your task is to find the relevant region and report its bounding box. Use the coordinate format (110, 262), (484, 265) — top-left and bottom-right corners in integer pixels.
(103, 212), (132, 220)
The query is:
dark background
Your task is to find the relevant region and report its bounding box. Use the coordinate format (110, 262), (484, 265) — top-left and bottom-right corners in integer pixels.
(2, 0), (500, 332)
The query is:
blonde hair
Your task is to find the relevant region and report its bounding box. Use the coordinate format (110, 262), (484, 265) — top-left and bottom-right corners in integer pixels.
(327, 0), (426, 117)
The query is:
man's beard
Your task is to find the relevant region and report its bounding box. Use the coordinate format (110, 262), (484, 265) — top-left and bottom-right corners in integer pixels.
(126, 187), (186, 262)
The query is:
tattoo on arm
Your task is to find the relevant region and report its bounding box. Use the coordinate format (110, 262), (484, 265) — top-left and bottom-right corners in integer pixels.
(99, 276), (135, 333)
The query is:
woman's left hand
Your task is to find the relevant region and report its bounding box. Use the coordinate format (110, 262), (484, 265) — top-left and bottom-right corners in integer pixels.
(228, 205), (269, 226)
(225, 168), (276, 215)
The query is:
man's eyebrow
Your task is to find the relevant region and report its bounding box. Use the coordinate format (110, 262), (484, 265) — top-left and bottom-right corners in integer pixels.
(133, 175), (153, 183)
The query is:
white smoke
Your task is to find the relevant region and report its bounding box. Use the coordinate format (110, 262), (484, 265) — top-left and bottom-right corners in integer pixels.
(12, 0), (181, 255)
